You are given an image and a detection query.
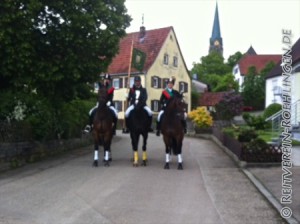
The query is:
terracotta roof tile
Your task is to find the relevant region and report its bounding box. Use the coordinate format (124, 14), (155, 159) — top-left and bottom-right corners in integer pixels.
(238, 54), (281, 75)
(199, 91), (227, 106)
(108, 26), (172, 75)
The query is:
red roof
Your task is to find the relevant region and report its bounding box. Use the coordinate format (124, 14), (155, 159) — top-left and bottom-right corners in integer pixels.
(238, 54), (281, 75)
(199, 92), (227, 106)
(107, 26), (173, 75)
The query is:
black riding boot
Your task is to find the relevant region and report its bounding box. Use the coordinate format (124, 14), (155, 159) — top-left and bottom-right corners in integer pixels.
(148, 115), (153, 132)
(112, 116), (118, 135)
(156, 121), (161, 136)
(182, 120), (187, 134)
(123, 117), (130, 133)
(84, 109), (96, 133)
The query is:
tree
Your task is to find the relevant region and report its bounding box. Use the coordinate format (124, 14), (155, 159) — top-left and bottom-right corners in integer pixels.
(0, 0), (131, 102)
(0, 0), (131, 140)
(191, 51), (231, 80)
(226, 51), (243, 68)
(241, 62), (275, 110)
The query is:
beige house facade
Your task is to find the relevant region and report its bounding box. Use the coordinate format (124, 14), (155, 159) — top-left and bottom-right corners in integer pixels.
(107, 26), (191, 119)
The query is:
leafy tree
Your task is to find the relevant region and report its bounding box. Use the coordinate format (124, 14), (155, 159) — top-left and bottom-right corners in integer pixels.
(215, 91), (243, 123)
(241, 62), (275, 110)
(0, 0), (131, 103)
(226, 51), (243, 68)
(191, 51), (231, 80)
(0, 0), (131, 140)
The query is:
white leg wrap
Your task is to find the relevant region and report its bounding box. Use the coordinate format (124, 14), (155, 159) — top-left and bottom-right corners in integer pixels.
(105, 151), (109, 161)
(166, 153), (170, 163)
(94, 151), (98, 160)
(178, 154), (183, 163)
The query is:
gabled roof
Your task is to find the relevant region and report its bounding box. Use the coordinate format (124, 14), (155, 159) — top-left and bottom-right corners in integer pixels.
(238, 54), (281, 75)
(266, 37), (300, 79)
(199, 91), (227, 106)
(108, 26), (173, 75)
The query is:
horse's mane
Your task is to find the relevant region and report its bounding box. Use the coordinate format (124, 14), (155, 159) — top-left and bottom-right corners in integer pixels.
(97, 88), (108, 110)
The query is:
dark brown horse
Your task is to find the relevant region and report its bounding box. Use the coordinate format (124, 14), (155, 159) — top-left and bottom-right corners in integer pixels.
(161, 94), (186, 170)
(92, 87), (114, 167)
(127, 104), (151, 167)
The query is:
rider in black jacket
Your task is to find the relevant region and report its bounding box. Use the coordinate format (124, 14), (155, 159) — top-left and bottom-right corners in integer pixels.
(124, 76), (153, 132)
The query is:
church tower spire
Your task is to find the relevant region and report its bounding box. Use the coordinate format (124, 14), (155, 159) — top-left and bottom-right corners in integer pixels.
(209, 2), (223, 56)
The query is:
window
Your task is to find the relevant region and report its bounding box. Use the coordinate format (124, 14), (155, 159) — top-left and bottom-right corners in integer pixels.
(173, 56), (178, 67)
(112, 79), (120, 89)
(113, 101), (122, 112)
(179, 81), (188, 93)
(163, 54), (169, 65)
(153, 77), (158, 88)
(125, 77), (135, 88)
(151, 100), (160, 112)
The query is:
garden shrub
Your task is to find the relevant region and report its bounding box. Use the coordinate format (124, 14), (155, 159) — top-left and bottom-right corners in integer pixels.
(243, 138), (269, 153)
(242, 112), (269, 130)
(263, 103), (282, 119)
(188, 106), (213, 128)
(237, 126), (258, 142)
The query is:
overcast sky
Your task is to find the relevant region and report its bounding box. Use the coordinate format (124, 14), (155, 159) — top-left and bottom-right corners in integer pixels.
(125, 0), (300, 70)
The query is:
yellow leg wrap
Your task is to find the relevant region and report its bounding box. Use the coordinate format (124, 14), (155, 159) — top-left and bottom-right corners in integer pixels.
(134, 151), (138, 163)
(142, 151), (147, 161)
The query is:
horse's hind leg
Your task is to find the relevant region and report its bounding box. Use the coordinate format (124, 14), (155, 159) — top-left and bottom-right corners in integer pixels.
(93, 144), (99, 167)
(177, 141), (183, 170)
(164, 146), (171, 169)
(141, 132), (148, 166)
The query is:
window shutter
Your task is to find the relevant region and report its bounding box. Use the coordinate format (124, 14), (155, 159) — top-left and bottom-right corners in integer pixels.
(158, 77), (162, 88)
(119, 78), (123, 88)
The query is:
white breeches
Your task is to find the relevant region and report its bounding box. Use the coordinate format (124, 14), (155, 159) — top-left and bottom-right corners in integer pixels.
(125, 105), (153, 118)
(89, 104), (118, 118)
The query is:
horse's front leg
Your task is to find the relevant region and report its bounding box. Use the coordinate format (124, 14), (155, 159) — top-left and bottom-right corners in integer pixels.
(177, 141), (183, 170)
(131, 133), (139, 167)
(93, 144), (99, 167)
(164, 145), (171, 169)
(141, 132), (148, 166)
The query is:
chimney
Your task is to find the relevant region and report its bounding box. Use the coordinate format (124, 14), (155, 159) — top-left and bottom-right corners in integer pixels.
(139, 26), (146, 42)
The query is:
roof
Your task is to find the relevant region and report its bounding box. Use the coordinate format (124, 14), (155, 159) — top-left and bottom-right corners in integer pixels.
(211, 3), (221, 40)
(245, 46), (257, 55)
(192, 80), (208, 93)
(199, 91), (228, 106)
(107, 26), (173, 75)
(266, 37), (300, 79)
(238, 54), (281, 75)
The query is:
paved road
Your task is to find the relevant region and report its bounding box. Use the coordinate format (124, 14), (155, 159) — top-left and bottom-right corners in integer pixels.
(0, 132), (286, 224)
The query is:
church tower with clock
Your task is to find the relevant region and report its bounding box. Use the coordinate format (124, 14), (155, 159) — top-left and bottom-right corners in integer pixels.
(209, 2), (223, 56)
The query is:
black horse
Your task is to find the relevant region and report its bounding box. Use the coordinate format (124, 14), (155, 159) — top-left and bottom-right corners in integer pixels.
(92, 88), (114, 167)
(161, 95), (186, 170)
(127, 105), (151, 166)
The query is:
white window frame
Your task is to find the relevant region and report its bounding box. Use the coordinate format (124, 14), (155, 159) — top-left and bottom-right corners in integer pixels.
(163, 54), (169, 65)
(153, 77), (159, 88)
(112, 78), (120, 89)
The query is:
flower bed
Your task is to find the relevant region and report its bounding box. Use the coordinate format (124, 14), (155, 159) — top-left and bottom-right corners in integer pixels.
(213, 127), (282, 163)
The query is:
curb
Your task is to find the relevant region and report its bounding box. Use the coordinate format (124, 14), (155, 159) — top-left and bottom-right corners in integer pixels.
(204, 134), (299, 224)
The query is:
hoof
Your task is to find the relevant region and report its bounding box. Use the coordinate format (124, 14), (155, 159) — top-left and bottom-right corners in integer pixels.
(164, 163), (170, 169)
(177, 163), (183, 170)
(141, 160), (147, 166)
(93, 160), (98, 167)
(133, 162), (139, 167)
(109, 158), (112, 162)
(104, 160), (110, 167)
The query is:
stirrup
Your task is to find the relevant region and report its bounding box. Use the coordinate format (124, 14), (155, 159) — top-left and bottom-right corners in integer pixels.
(84, 125), (91, 133)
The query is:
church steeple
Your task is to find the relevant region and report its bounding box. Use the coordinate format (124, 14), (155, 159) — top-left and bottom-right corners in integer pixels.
(209, 2), (223, 56)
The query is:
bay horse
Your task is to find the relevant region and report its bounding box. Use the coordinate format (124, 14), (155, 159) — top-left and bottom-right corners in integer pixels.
(92, 87), (114, 167)
(161, 94), (186, 170)
(127, 104), (151, 167)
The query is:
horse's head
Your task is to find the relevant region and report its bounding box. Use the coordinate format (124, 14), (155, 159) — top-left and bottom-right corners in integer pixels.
(166, 94), (186, 114)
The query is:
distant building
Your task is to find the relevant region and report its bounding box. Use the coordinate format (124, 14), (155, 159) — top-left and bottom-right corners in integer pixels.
(232, 46), (280, 90)
(209, 2), (223, 56)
